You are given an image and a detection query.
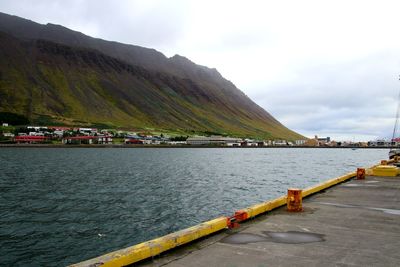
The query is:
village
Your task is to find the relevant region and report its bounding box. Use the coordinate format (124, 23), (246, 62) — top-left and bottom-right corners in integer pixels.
(0, 123), (397, 147)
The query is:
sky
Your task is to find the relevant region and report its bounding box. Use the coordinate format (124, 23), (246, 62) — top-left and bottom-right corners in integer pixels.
(1, 0), (400, 141)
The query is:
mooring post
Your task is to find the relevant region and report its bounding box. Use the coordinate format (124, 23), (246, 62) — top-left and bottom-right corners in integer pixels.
(356, 168), (366, 180)
(287, 188), (302, 212)
(381, 160), (388, 165)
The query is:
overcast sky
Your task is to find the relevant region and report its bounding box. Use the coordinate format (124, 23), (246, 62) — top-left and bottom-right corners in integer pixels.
(1, 0), (400, 141)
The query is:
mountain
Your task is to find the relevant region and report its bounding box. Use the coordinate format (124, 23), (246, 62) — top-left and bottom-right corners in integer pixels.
(0, 12), (303, 140)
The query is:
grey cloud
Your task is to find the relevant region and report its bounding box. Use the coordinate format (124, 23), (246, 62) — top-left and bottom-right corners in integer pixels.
(1, 1), (400, 141)
(251, 51), (400, 139)
(0, 0), (187, 49)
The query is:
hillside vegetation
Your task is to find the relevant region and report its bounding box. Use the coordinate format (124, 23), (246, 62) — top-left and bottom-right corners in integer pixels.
(0, 12), (303, 140)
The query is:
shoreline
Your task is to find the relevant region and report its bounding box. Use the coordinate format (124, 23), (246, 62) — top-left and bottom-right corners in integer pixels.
(0, 144), (391, 149)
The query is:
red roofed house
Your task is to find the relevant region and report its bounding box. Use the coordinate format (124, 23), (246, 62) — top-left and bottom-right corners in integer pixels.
(14, 135), (48, 144)
(62, 136), (95, 144)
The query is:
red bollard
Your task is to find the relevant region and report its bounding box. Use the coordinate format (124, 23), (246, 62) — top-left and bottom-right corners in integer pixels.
(287, 188), (303, 212)
(356, 168), (366, 180)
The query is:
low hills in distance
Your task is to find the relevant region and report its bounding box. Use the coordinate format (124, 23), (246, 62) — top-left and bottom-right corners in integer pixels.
(0, 12), (303, 140)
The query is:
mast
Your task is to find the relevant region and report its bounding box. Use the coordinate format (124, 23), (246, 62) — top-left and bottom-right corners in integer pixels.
(390, 76), (400, 150)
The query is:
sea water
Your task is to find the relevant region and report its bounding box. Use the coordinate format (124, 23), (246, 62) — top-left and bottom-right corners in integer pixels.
(0, 148), (388, 266)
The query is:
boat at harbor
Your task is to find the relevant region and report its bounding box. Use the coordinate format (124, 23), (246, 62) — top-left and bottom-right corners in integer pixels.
(389, 149), (400, 159)
(389, 78), (400, 159)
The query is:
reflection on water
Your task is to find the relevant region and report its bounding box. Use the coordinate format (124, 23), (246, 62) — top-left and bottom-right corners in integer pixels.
(0, 148), (387, 266)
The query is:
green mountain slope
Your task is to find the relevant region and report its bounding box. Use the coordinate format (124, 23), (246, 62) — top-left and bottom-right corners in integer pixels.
(0, 12), (303, 140)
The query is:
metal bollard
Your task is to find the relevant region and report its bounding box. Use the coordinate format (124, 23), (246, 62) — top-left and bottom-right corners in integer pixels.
(381, 160), (388, 165)
(287, 188), (303, 212)
(356, 168), (366, 180)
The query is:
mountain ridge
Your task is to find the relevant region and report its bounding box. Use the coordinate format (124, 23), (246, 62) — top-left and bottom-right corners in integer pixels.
(0, 12), (303, 140)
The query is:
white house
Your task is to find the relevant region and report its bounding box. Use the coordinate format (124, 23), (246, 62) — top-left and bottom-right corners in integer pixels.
(273, 140), (288, 146)
(295, 140), (306, 146)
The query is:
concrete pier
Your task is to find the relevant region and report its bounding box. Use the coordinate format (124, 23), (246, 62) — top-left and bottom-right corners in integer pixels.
(138, 176), (400, 267)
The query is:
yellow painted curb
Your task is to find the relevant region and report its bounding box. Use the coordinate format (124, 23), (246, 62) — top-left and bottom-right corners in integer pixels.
(70, 217), (227, 267)
(241, 195), (287, 218)
(302, 171), (356, 198)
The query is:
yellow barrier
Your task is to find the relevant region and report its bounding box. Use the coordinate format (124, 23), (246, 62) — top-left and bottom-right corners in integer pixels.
(70, 216), (227, 267)
(241, 196), (287, 218)
(302, 171), (356, 197)
(372, 165), (400, 176)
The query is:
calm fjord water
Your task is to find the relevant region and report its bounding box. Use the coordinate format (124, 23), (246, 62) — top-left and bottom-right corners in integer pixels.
(0, 148), (387, 266)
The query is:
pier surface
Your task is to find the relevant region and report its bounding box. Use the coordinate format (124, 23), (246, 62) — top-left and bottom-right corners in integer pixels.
(138, 176), (400, 267)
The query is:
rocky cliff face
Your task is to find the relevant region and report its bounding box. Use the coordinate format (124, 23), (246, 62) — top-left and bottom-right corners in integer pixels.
(0, 12), (302, 139)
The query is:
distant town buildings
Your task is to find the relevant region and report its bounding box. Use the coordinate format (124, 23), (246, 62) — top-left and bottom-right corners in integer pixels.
(367, 140), (395, 147)
(295, 140), (306, 146)
(186, 136), (243, 146)
(273, 140), (288, 146)
(315, 135), (331, 146)
(1, 125), (400, 148)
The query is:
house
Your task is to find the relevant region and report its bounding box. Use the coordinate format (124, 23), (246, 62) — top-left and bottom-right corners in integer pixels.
(368, 140), (393, 147)
(142, 139), (152, 145)
(304, 139), (318, 146)
(125, 134), (144, 144)
(97, 135), (113, 144)
(125, 139), (144, 144)
(150, 139), (161, 145)
(14, 135), (48, 144)
(226, 141), (241, 147)
(273, 140), (288, 146)
(29, 132), (44, 136)
(27, 126), (46, 131)
(126, 134), (141, 139)
(53, 130), (64, 137)
(62, 135), (113, 144)
(167, 141), (187, 145)
(3, 132), (14, 137)
(186, 136), (243, 146)
(314, 135), (331, 146)
(63, 136), (95, 144)
(243, 139), (258, 146)
(391, 138), (400, 147)
(78, 128), (98, 135)
(49, 126), (71, 131)
(295, 140), (306, 146)
(263, 140), (272, 146)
